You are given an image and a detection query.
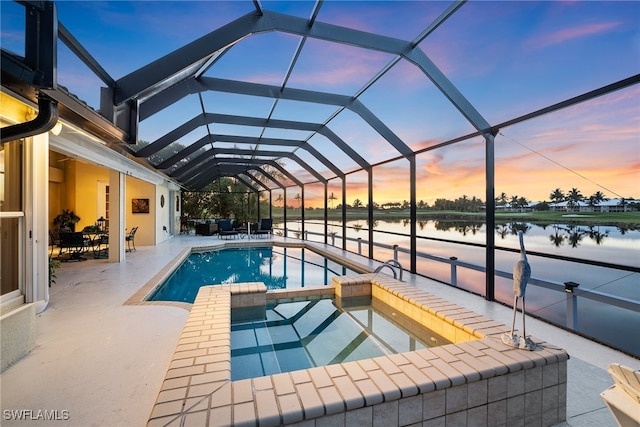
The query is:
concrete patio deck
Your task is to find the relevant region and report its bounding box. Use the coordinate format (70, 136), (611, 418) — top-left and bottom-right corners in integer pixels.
(1, 234), (637, 426)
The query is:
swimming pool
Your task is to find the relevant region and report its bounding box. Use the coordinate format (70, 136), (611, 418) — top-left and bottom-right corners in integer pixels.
(147, 245), (363, 303)
(231, 295), (451, 381)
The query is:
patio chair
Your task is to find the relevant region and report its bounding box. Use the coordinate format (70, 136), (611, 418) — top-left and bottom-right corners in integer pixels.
(49, 230), (61, 256)
(57, 231), (89, 261)
(93, 233), (109, 258)
(253, 218), (273, 238)
(126, 227), (138, 252)
(218, 219), (238, 239)
(601, 363), (640, 427)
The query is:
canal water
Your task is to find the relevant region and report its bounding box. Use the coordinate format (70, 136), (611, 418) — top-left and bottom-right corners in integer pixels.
(281, 218), (640, 357)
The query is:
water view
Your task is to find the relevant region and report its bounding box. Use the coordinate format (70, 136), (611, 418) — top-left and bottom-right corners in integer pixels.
(280, 218), (640, 357)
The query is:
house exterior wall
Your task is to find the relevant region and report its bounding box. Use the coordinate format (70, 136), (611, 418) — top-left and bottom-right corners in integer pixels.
(126, 176), (156, 247)
(0, 92), (49, 370)
(1, 90), (181, 370)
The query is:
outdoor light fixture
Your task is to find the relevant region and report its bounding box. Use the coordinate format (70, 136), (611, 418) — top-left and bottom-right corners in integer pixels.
(97, 216), (106, 232)
(50, 121), (63, 135)
(564, 281), (580, 293)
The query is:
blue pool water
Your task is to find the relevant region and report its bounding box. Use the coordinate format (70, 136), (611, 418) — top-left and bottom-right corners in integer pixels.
(231, 296), (451, 380)
(148, 246), (362, 303)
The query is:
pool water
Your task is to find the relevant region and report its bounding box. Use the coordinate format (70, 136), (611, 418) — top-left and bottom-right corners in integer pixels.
(231, 296), (451, 381)
(148, 246), (362, 303)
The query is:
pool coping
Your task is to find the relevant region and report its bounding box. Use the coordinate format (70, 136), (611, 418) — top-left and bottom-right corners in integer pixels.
(124, 240), (373, 310)
(147, 273), (570, 426)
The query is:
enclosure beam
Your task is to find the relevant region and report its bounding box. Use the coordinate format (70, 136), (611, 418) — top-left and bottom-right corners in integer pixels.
(368, 168), (374, 259)
(485, 133), (496, 301)
(342, 177), (347, 250)
(409, 155), (417, 273)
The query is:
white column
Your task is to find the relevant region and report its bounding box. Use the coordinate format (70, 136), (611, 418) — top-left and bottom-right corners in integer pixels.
(108, 170), (126, 262)
(24, 133), (49, 313)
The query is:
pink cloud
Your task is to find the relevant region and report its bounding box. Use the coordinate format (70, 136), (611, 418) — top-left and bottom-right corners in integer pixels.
(528, 21), (621, 49)
(419, 153), (446, 177)
(286, 40), (393, 88)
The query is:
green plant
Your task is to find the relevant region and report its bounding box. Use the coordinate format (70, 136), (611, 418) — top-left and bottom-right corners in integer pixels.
(53, 209), (80, 230)
(49, 257), (61, 287)
(82, 224), (99, 233)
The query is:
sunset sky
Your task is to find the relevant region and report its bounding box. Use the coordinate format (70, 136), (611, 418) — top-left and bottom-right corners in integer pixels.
(2, 1), (638, 207)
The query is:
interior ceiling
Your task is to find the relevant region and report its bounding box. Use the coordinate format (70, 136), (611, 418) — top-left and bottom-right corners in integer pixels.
(2, 1), (638, 194)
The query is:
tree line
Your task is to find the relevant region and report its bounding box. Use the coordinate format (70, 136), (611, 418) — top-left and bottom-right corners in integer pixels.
(182, 182), (637, 220)
(320, 188), (637, 213)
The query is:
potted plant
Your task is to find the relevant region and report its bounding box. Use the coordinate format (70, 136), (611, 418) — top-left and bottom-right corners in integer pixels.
(53, 209), (81, 231)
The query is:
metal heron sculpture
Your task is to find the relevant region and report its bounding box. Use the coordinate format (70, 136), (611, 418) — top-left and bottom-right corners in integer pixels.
(502, 230), (536, 350)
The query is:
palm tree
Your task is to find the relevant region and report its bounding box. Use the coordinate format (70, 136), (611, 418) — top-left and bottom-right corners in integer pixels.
(517, 196), (529, 212)
(328, 192), (337, 209)
(509, 195), (519, 212)
(593, 191), (606, 203)
(294, 193), (302, 231)
(549, 188), (564, 209)
(587, 191), (606, 209)
(567, 188), (584, 212)
(495, 192), (508, 208)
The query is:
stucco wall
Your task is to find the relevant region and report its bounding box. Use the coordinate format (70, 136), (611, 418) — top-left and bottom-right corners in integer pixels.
(126, 176), (156, 247)
(155, 186), (172, 244)
(69, 161), (109, 230)
(0, 303), (36, 373)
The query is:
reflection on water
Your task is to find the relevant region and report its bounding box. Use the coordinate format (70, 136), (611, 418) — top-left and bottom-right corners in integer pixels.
(286, 218), (639, 357)
(294, 218), (639, 265)
(149, 247), (361, 303)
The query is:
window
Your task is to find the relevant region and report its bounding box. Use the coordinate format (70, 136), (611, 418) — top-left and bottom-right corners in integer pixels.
(0, 140), (23, 295)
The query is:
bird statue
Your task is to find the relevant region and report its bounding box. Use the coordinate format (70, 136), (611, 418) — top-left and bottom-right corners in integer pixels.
(502, 230), (536, 350)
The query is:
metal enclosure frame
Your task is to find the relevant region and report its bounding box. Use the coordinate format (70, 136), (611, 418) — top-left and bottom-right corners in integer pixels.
(2, 0), (638, 301)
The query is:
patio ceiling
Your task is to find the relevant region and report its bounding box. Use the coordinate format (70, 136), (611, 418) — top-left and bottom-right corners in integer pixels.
(2, 0), (489, 191)
(116, 1), (495, 191)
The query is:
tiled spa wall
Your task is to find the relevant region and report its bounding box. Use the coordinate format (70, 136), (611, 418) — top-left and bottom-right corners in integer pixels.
(148, 275), (568, 426)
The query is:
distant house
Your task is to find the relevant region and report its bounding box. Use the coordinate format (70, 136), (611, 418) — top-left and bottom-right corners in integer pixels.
(549, 198), (630, 213)
(495, 201), (538, 213)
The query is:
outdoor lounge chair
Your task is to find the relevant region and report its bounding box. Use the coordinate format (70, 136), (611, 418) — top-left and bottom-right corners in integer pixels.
(218, 219), (238, 239)
(601, 363), (640, 427)
(253, 218), (273, 238)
